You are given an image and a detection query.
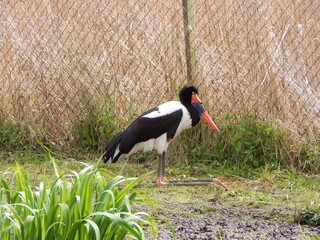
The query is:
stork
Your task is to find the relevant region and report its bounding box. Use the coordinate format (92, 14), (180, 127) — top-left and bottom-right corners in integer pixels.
(103, 85), (227, 188)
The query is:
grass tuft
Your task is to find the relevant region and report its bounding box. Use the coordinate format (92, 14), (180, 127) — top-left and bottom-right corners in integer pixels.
(71, 102), (118, 152)
(0, 122), (31, 152)
(294, 207), (320, 226)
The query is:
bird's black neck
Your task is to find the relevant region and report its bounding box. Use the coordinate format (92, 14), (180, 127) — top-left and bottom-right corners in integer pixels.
(179, 85), (201, 127)
(184, 102), (201, 127)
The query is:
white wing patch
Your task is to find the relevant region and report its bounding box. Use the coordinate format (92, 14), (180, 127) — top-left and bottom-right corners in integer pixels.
(143, 101), (183, 119)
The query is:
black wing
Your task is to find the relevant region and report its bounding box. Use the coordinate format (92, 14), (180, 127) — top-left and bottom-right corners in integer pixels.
(119, 108), (183, 153)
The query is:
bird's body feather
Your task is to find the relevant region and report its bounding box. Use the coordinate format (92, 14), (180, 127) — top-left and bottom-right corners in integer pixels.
(103, 101), (193, 163)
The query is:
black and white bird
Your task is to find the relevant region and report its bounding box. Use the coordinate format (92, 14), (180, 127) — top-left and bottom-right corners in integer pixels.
(103, 85), (226, 188)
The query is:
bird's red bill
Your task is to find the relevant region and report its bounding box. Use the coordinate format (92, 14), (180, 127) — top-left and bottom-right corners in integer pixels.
(191, 93), (201, 104)
(201, 112), (220, 132)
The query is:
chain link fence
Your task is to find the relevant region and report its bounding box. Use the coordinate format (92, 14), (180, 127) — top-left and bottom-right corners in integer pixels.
(0, 0), (319, 141)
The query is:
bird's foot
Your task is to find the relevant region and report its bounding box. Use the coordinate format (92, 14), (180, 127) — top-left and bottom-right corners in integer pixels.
(155, 178), (166, 186)
(211, 178), (228, 190)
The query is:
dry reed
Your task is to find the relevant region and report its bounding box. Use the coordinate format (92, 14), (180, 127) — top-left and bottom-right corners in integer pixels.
(0, 0), (319, 142)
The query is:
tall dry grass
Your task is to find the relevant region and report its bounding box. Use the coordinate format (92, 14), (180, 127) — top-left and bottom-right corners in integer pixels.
(193, 0), (319, 128)
(0, 0), (319, 142)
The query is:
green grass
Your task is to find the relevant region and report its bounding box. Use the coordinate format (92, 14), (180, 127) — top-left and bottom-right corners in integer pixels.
(178, 114), (319, 177)
(0, 122), (31, 152)
(1, 113), (318, 177)
(0, 156), (159, 240)
(71, 102), (118, 152)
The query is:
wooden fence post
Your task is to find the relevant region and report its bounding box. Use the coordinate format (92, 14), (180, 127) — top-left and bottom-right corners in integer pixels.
(182, 0), (197, 85)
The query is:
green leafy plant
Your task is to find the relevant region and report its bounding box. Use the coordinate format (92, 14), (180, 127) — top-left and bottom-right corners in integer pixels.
(181, 114), (284, 177)
(0, 156), (157, 239)
(217, 115), (282, 169)
(294, 207), (320, 226)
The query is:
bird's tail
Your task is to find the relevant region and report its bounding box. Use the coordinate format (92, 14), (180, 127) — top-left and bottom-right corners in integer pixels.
(103, 132), (123, 163)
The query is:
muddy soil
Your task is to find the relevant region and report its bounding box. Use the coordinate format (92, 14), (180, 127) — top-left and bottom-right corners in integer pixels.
(152, 202), (320, 240)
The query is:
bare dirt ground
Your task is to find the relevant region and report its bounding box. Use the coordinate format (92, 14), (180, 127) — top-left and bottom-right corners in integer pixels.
(137, 175), (320, 240)
(154, 202), (320, 239)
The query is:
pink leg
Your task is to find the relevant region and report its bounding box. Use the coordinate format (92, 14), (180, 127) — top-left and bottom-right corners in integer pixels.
(211, 178), (228, 189)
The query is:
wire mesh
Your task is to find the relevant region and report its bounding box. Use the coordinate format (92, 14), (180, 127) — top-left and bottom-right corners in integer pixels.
(0, 0), (319, 140)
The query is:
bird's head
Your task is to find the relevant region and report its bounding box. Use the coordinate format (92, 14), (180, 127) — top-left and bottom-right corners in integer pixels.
(180, 85), (220, 132)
